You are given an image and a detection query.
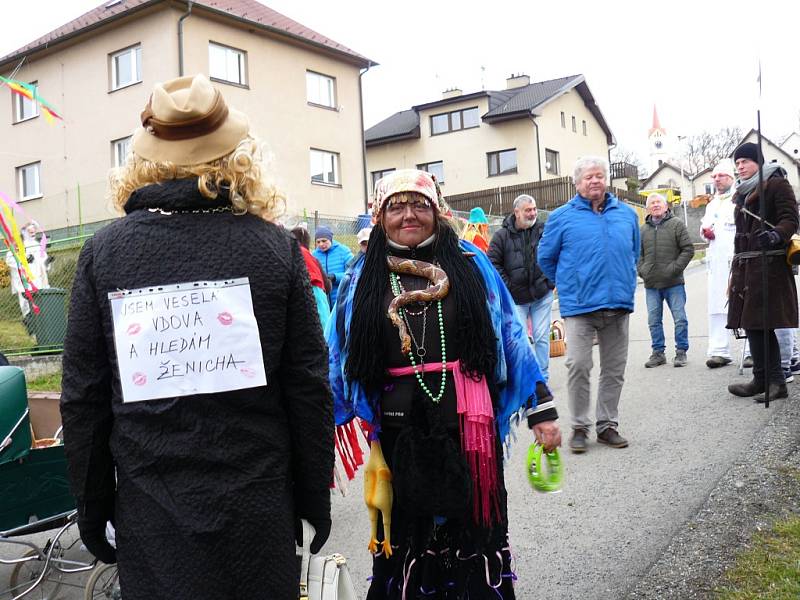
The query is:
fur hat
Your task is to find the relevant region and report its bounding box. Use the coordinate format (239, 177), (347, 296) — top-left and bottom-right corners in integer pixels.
(733, 143), (764, 166)
(132, 74), (249, 166)
(315, 225), (333, 241)
(372, 169), (449, 217)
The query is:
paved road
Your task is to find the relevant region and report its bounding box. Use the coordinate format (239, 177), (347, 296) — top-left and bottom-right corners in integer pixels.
(1, 264), (788, 599)
(326, 264), (779, 599)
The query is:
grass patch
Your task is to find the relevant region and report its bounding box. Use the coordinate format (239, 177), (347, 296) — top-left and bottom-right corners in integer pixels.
(26, 370), (62, 392)
(715, 516), (800, 599)
(0, 318), (35, 352)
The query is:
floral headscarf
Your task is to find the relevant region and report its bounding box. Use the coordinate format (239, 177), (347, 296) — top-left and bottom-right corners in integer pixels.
(372, 169), (451, 218)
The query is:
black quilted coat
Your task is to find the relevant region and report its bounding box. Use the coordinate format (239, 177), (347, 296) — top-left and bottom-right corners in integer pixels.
(60, 179), (333, 599)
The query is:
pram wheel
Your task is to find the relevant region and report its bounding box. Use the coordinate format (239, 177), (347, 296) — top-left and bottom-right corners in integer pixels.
(84, 563), (120, 600)
(7, 550), (63, 600)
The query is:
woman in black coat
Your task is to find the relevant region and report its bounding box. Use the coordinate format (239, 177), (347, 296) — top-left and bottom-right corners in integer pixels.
(727, 143), (799, 401)
(60, 74), (333, 599)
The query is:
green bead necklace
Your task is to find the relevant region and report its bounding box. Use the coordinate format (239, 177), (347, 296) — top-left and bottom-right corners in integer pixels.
(389, 271), (447, 403)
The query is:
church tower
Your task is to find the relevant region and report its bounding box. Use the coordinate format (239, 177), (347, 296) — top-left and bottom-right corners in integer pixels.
(648, 105), (670, 173)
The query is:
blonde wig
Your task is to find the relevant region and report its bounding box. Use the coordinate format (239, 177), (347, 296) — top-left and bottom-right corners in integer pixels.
(110, 137), (285, 221)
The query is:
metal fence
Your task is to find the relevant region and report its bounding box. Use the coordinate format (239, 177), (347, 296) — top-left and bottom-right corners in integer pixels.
(0, 203), (546, 357)
(0, 235), (90, 356)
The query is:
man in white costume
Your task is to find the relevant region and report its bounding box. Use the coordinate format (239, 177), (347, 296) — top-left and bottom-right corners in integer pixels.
(5, 221), (50, 317)
(700, 160), (736, 368)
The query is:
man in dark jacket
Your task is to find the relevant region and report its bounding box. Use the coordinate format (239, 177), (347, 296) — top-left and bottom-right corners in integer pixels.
(727, 142), (799, 402)
(60, 75), (333, 599)
(638, 193), (694, 368)
(488, 194), (555, 381)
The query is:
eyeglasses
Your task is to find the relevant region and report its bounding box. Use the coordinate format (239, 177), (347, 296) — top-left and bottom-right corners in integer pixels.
(385, 201), (433, 216)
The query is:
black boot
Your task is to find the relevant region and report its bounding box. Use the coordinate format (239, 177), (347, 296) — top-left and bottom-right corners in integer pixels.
(754, 383), (788, 403)
(728, 379), (764, 397)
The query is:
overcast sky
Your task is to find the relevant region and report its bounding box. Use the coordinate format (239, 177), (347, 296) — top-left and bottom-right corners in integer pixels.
(2, 0), (799, 166)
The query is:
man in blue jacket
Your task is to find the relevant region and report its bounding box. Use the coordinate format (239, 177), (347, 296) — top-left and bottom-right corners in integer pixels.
(538, 156), (640, 454)
(312, 225), (353, 307)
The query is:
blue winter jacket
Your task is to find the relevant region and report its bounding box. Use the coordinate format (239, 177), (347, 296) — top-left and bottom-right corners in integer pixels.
(537, 193), (640, 317)
(312, 241), (353, 306)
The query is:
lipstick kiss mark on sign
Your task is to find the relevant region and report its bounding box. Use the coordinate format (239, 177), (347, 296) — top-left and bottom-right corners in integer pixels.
(132, 372), (147, 386)
(217, 312), (234, 326)
(127, 323), (141, 335)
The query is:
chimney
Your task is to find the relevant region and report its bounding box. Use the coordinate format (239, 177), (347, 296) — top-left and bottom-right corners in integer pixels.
(506, 73), (530, 90)
(442, 87), (462, 99)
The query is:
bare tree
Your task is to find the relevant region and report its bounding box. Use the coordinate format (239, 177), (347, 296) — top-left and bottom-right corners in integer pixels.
(682, 127), (742, 174)
(610, 147), (647, 179)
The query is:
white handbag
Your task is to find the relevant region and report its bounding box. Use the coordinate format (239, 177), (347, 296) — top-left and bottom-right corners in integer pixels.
(297, 519), (358, 600)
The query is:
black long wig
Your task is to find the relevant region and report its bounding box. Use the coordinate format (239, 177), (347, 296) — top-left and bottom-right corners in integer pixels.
(345, 219), (497, 393)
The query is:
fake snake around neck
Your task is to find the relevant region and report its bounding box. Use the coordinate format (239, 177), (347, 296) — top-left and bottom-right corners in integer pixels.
(386, 255), (450, 354)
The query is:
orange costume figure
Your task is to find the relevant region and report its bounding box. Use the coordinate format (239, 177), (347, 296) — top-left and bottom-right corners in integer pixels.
(462, 207), (490, 252)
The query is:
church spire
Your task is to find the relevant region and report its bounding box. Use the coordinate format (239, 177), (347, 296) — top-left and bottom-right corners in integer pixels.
(649, 104), (666, 136)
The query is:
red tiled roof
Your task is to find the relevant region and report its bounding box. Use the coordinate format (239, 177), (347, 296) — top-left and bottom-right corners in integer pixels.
(1, 0), (371, 67)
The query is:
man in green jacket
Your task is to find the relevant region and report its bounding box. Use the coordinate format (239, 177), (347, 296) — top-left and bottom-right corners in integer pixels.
(638, 193), (695, 367)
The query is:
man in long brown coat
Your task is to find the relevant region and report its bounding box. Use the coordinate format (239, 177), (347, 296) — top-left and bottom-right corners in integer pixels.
(727, 142), (799, 401)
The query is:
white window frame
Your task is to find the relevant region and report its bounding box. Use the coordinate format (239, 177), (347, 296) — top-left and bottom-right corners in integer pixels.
(306, 71), (337, 109)
(110, 45), (142, 91)
(13, 81), (39, 123)
(417, 161), (445, 184)
(17, 162), (41, 201)
(112, 136), (132, 168)
(209, 42), (247, 86)
(310, 149), (340, 186)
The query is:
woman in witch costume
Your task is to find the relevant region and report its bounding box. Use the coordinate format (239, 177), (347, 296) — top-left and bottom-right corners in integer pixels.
(328, 169), (560, 599)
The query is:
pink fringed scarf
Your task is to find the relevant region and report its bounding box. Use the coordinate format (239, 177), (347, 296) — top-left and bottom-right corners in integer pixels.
(387, 360), (500, 526)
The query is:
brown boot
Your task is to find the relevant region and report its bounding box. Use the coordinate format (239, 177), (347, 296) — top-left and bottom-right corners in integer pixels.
(597, 428), (628, 448)
(569, 429), (588, 454)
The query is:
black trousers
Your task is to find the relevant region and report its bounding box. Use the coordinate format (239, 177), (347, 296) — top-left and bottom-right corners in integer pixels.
(746, 329), (783, 386)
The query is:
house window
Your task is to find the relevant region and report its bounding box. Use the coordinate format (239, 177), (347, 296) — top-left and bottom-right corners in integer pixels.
(417, 161), (444, 184)
(310, 149), (340, 185)
(17, 162), (41, 200)
(487, 149), (517, 177)
(560, 111), (565, 128)
(571, 116), (576, 132)
(209, 42), (247, 85)
(545, 149), (560, 175)
(306, 71), (336, 108)
(371, 168), (395, 190)
(110, 45), (142, 90)
(704, 183), (714, 195)
(582, 120), (587, 136)
(430, 107), (479, 135)
(13, 81), (38, 122)
(112, 136), (132, 168)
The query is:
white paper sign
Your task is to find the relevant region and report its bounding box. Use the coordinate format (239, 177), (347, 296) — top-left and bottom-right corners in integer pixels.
(109, 278), (266, 403)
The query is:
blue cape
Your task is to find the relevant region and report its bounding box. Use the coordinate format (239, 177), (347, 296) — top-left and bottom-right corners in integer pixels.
(325, 240), (547, 453)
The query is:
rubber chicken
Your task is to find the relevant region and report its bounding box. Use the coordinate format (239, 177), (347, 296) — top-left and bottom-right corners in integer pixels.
(364, 440), (393, 557)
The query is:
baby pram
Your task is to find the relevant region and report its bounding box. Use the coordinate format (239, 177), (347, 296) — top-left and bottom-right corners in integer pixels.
(0, 366), (95, 599)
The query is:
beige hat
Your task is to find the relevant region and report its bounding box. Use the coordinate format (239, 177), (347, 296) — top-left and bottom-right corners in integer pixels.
(131, 74), (249, 166)
(711, 159), (735, 178)
(357, 227), (372, 244)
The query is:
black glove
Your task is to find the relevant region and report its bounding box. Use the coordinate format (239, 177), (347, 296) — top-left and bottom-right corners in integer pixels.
(77, 497), (117, 564)
(26, 255), (34, 264)
(295, 489), (331, 554)
(755, 229), (782, 250)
